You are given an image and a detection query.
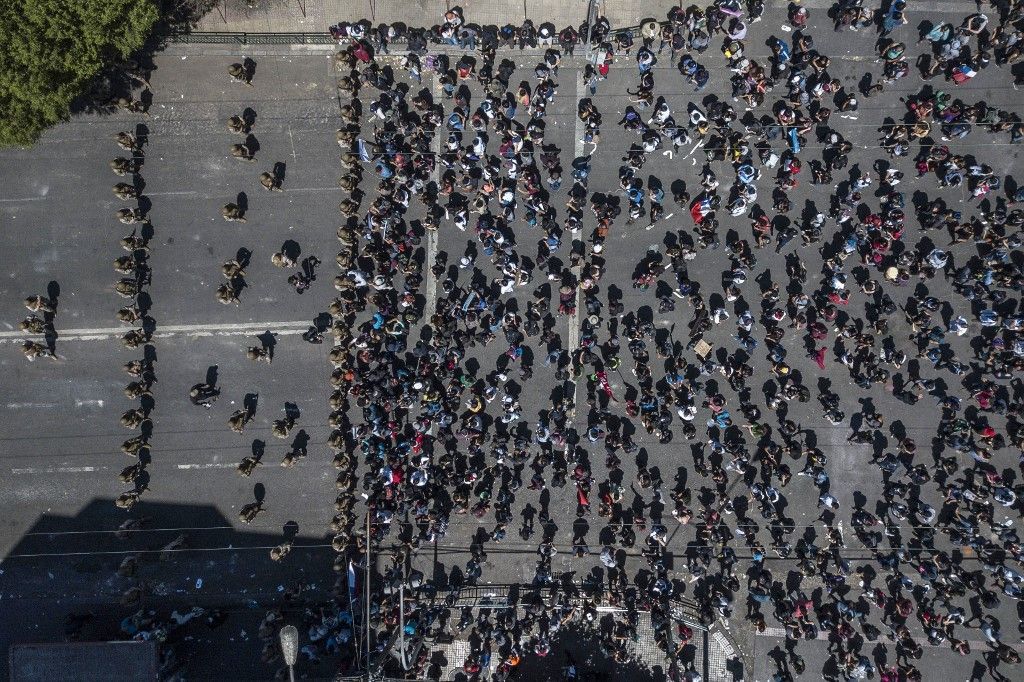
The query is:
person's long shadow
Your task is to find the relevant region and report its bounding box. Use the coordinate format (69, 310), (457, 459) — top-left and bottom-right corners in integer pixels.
(243, 392), (259, 418)
(205, 365), (218, 389)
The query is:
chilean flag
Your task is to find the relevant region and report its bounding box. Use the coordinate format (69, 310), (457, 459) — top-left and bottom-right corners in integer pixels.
(690, 196), (713, 224)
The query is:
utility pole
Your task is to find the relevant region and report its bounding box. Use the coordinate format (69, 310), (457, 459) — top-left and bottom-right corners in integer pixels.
(585, 0), (598, 60)
(399, 583), (406, 669)
(365, 511), (373, 669)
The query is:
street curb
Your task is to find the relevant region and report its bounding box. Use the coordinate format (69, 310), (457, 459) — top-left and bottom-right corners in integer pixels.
(709, 621), (746, 682)
(160, 40), (586, 58)
(159, 41), (599, 65)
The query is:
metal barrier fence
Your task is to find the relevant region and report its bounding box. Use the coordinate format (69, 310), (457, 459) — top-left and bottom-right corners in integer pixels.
(170, 31), (334, 44)
(416, 582), (707, 629)
(335, 581), (709, 680)
(168, 22), (656, 46)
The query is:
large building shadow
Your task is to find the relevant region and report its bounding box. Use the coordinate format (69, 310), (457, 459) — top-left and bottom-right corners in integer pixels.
(1, 499), (348, 681)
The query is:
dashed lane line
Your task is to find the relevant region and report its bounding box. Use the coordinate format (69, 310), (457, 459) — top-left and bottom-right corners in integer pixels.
(1, 186), (338, 204)
(770, 0), (967, 10)
(567, 70), (584, 421)
(0, 320), (311, 345)
(424, 73), (442, 325)
(756, 625), (1022, 652)
(11, 466), (104, 475)
(12, 462), (239, 474)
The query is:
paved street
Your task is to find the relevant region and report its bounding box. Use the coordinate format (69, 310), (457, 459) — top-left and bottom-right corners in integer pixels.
(2, 0), (1024, 680)
(0, 53), (350, 680)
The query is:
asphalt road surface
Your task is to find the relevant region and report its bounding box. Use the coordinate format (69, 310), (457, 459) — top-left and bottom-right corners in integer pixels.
(1, 3), (1023, 680)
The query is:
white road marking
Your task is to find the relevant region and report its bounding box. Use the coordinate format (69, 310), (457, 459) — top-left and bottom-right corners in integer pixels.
(6, 543), (329, 559)
(0, 320), (311, 344)
(756, 625), (1021, 652)
(74, 399), (104, 408)
(287, 125), (298, 161)
(12, 462), (246, 474)
(2, 187), (336, 204)
(569, 70), (584, 419)
(6, 402), (59, 409)
(771, 0), (966, 10)
(424, 74), (442, 323)
(12, 466), (104, 474)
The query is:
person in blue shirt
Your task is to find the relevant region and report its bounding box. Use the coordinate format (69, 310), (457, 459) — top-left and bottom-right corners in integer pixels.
(770, 37), (790, 64)
(881, 0), (908, 37)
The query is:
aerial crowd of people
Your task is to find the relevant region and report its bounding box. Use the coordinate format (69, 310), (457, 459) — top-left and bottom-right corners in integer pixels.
(16, 0), (1024, 679)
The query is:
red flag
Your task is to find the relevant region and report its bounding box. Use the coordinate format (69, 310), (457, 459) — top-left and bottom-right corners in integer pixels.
(690, 202), (705, 224)
(596, 371), (617, 402)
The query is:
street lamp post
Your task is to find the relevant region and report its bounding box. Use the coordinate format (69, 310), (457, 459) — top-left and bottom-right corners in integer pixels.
(585, 0), (598, 60)
(279, 625), (299, 682)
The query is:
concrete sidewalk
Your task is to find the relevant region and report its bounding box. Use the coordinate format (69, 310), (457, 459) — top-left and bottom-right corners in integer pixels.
(195, 0), (679, 34)
(195, 0), (988, 36)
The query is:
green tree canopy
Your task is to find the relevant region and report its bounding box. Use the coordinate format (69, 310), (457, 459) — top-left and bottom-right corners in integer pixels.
(0, 0), (159, 146)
